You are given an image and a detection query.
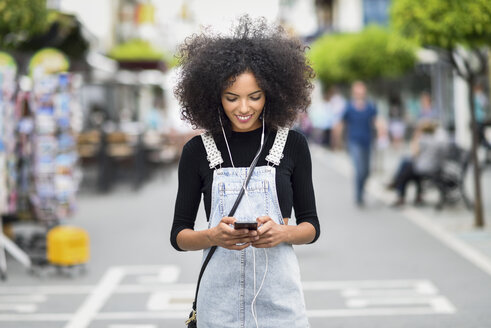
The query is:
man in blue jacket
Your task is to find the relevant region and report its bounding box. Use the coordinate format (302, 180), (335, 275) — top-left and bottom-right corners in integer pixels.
(341, 81), (378, 206)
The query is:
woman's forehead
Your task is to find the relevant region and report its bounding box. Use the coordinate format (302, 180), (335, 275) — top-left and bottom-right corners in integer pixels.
(223, 72), (262, 93)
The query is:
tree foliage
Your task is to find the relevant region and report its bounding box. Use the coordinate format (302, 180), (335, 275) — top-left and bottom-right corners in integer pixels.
(16, 13), (89, 59)
(391, 0), (491, 50)
(108, 39), (164, 61)
(308, 25), (417, 87)
(0, 0), (50, 47)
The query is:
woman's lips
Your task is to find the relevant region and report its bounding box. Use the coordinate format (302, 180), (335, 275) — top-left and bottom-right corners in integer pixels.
(235, 114), (253, 123)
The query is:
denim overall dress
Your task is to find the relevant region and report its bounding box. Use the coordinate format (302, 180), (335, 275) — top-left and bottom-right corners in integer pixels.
(196, 128), (309, 328)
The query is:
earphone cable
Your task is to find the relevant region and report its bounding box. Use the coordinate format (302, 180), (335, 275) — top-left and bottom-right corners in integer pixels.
(252, 248), (268, 328)
(219, 113), (236, 168)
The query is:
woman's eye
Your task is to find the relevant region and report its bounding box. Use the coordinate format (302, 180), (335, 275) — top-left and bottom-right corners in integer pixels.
(251, 96), (261, 101)
(226, 98), (237, 102)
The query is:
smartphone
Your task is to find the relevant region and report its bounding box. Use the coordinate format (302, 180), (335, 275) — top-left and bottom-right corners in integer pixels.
(234, 222), (258, 230)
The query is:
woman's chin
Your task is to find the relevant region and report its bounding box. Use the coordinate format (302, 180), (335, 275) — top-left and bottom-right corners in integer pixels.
(232, 121), (260, 132)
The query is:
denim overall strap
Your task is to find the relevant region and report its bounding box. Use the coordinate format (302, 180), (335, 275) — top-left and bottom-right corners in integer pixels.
(200, 132), (224, 169)
(197, 129), (309, 328)
(265, 127), (289, 166)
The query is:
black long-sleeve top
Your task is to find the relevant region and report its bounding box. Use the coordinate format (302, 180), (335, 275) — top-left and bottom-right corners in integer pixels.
(170, 127), (320, 251)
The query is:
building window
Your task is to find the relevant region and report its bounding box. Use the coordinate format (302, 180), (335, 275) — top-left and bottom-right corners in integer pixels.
(315, 0), (334, 30)
(363, 0), (390, 26)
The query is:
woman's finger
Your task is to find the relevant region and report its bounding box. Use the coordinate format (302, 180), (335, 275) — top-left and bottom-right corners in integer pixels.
(221, 216), (236, 225)
(229, 236), (259, 245)
(257, 221), (273, 236)
(226, 243), (251, 250)
(252, 240), (272, 248)
(226, 236), (255, 245)
(230, 228), (250, 236)
(217, 222), (247, 236)
(256, 216), (272, 225)
(222, 227), (249, 238)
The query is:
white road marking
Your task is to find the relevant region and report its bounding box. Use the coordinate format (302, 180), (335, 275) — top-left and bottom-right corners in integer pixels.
(416, 280), (439, 294)
(146, 291), (193, 311)
(0, 285), (93, 294)
(96, 311), (188, 320)
(302, 279), (433, 290)
(0, 295), (47, 302)
(0, 263), (455, 322)
(0, 283), (197, 295)
(108, 325), (156, 328)
(305, 278), (454, 316)
(346, 296), (455, 311)
(63, 267), (125, 328)
(0, 303), (38, 313)
(118, 265), (177, 275)
(401, 207), (491, 277)
(116, 283), (195, 293)
(146, 292), (171, 311)
(307, 307), (450, 317)
(1, 280), (437, 295)
(0, 306), (453, 322)
(137, 265), (180, 284)
(342, 289), (433, 298)
(347, 297), (437, 308)
(314, 147), (491, 278)
(431, 297), (457, 312)
(0, 313), (72, 321)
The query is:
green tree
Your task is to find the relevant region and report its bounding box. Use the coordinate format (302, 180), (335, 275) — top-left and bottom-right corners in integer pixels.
(308, 25), (417, 88)
(0, 0), (50, 48)
(108, 39), (164, 61)
(392, 0), (491, 227)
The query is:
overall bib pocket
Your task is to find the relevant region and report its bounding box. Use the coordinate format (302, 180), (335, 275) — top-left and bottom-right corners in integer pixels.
(218, 180), (270, 224)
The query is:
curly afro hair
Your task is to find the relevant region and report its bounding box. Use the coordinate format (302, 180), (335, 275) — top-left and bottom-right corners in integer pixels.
(174, 16), (315, 135)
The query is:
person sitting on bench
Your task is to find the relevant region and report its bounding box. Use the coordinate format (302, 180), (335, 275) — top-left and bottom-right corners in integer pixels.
(387, 121), (448, 207)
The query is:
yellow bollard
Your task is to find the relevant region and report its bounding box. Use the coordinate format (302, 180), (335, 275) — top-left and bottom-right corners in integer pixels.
(47, 226), (90, 266)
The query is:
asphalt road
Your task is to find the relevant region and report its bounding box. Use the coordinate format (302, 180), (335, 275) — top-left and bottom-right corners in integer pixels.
(1, 145), (491, 328)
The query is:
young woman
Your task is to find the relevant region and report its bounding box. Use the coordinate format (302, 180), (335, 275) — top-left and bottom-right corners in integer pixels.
(171, 16), (320, 328)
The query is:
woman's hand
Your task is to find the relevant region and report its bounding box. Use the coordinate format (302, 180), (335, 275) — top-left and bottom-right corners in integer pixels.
(252, 216), (289, 248)
(208, 217), (259, 250)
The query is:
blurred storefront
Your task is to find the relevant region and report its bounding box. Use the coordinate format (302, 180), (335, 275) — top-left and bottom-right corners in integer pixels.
(58, 0), (197, 192)
(0, 43), (86, 277)
(0, 1), (184, 277)
(0, 8), (91, 222)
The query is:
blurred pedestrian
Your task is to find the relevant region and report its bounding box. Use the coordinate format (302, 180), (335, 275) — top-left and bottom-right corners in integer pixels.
(388, 98), (407, 149)
(309, 87), (346, 149)
(474, 83), (488, 124)
(328, 86), (347, 150)
(473, 83), (491, 149)
(171, 16), (319, 328)
(417, 91), (438, 123)
(374, 115), (390, 173)
(308, 91), (329, 145)
(386, 121), (448, 206)
(293, 111), (313, 139)
(339, 81), (378, 206)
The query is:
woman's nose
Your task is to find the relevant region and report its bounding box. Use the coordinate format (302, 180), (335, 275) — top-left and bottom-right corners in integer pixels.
(239, 99), (249, 113)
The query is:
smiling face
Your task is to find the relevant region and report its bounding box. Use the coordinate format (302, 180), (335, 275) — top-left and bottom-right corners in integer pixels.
(221, 71), (265, 132)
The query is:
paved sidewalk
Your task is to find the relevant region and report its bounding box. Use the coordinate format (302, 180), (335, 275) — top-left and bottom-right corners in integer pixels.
(312, 144), (491, 277)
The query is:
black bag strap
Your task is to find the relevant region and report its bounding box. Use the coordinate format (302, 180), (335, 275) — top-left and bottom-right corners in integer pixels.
(191, 133), (268, 313)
